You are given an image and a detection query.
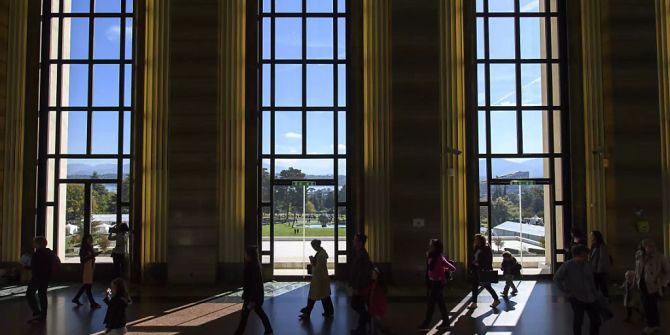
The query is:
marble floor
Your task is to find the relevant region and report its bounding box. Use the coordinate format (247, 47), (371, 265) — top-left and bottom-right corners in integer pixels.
(0, 279), (666, 335)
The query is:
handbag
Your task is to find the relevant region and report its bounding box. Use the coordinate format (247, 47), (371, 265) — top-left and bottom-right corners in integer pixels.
(479, 270), (499, 284)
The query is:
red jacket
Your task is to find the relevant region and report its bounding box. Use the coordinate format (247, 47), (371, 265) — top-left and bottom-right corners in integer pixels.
(368, 281), (387, 317)
(427, 254), (456, 283)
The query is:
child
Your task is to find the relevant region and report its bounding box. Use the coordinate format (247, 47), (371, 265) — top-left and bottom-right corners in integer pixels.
(621, 270), (641, 323)
(419, 239), (457, 330)
(103, 278), (132, 334)
(500, 251), (520, 297)
(369, 267), (388, 334)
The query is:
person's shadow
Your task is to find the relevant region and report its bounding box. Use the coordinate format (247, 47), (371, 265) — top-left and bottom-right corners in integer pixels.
(448, 307), (498, 335)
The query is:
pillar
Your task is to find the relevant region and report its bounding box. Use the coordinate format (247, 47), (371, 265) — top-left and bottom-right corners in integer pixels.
(655, 0), (670, 256)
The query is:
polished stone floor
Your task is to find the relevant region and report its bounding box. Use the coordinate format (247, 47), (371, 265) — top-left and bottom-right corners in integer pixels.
(0, 279), (666, 335)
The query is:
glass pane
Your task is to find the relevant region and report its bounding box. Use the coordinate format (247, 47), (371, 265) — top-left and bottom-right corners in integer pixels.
(274, 111), (302, 154)
(307, 0), (333, 12)
(262, 0), (271, 13)
(91, 183), (118, 258)
(50, 0), (60, 13)
(47, 159), (55, 202)
(123, 111), (131, 154)
(556, 205), (564, 249)
(62, 111), (87, 154)
(551, 18), (559, 58)
(489, 18), (515, 59)
(521, 64), (543, 106)
(262, 18), (271, 60)
(479, 159), (488, 202)
(275, 18), (302, 59)
(262, 159), (271, 203)
(490, 111), (517, 154)
(338, 159), (346, 203)
(555, 158), (563, 201)
(476, 18), (485, 59)
(338, 64), (346, 106)
(92, 111), (119, 154)
(49, 18), (60, 60)
(125, 18), (133, 60)
(338, 206), (347, 250)
(490, 64), (516, 106)
(126, 0), (133, 13)
(520, 0), (541, 12)
(261, 206), (271, 252)
(479, 206), (488, 237)
(66, 0), (90, 13)
(491, 158), (549, 179)
(520, 18), (544, 59)
(63, 18), (89, 60)
(553, 110), (561, 153)
(61, 158), (119, 179)
(48, 111), (57, 154)
(338, 18), (346, 59)
(124, 64), (132, 106)
(95, 0), (121, 12)
(275, 64), (302, 106)
(61, 184), (85, 261)
(552, 64), (561, 106)
(307, 18), (333, 59)
(276, 0), (302, 12)
(262, 111), (271, 155)
(49, 64), (58, 106)
(122, 159), (130, 202)
(478, 110), (487, 154)
(338, 111), (346, 154)
(477, 64), (486, 106)
(307, 64), (334, 106)
(307, 112), (334, 154)
(275, 159), (334, 179)
(94, 18), (121, 59)
(93, 64), (120, 106)
(62, 64), (89, 107)
(489, 0), (514, 12)
(338, 0), (346, 13)
(476, 0), (483, 12)
(262, 64), (271, 107)
(522, 110), (547, 154)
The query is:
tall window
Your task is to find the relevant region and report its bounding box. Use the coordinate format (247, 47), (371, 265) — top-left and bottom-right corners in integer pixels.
(475, 0), (567, 274)
(258, 0), (348, 276)
(37, 0), (135, 262)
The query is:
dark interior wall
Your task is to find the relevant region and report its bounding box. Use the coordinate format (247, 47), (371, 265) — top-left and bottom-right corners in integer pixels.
(390, 0), (442, 285)
(601, 0), (662, 270)
(168, 0), (219, 283)
(0, 0), (8, 243)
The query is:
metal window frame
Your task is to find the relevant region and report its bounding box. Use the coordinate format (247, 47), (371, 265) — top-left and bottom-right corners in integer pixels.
(36, 0), (135, 258)
(257, 0), (349, 275)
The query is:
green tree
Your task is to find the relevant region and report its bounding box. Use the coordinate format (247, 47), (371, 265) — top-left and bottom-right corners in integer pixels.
(491, 196), (518, 226)
(66, 184), (85, 225)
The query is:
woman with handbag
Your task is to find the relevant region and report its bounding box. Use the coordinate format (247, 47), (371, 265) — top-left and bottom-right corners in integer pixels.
(469, 234), (500, 309)
(72, 234), (101, 308)
(299, 239), (334, 320)
(589, 230), (610, 298)
(419, 239), (456, 330)
(635, 239), (670, 334)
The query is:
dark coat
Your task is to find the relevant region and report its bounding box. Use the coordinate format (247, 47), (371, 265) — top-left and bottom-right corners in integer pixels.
(103, 295), (130, 329)
(501, 257), (520, 275)
(31, 248), (54, 282)
(242, 261), (265, 305)
(472, 246), (494, 272)
(350, 248), (372, 291)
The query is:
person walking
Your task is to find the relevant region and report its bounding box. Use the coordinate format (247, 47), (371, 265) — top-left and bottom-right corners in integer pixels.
(620, 270), (641, 323)
(589, 230), (610, 298)
(500, 251), (520, 297)
(103, 278), (132, 334)
(554, 245), (602, 335)
(234, 247), (273, 335)
(635, 239), (670, 334)
(369, 267), (388, 334)
(419, 239), (456, 331)
(299, 239), (334, 320)
(469, 234), (500, 309)
(350, 233), (372, 335)
(26, 236), (58, 323)
(566, 227), (586, 260)
(72, 234), (101, 308)
(109, 223), (130, 278)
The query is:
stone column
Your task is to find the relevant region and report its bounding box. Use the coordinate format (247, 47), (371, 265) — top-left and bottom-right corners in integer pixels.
(655, 0), (670, 256)
(141, 0), (170, 281)
(218, 0), (246, 281)
(1, 0), (28, 262)
(363, 0), (392, 264)
(439, 0), (468, 263)
(580, 0), (607, 236)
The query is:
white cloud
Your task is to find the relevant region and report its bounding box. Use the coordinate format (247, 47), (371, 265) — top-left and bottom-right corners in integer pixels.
(520, 1), (540, 12)
(285, 132), (302, 139)
(106, 24), (133, 42)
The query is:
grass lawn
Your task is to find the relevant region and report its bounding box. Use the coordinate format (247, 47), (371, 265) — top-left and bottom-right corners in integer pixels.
(262, 223), (346, 237)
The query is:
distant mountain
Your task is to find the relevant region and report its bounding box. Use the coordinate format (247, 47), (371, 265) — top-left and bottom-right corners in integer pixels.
(66, 162), (130, 178)
(479, 159), (544, 179)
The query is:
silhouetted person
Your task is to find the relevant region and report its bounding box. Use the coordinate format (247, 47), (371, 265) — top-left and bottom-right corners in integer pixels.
(589, 230), (610, 298)
(419, 239), (456, 330)
(620, 270), (640, 323)
(500, 251), (520, 297)
(300, 239), (334, 320)
(554, 245), (601, 335)
(72, 234), (101, 308)
(635, 239), (670, 334)
(566, 226), (585, 260)
(26, 236), (58, 323)
(103, 278), (132, 334)
(369, 267), (388, 334)
(350, 233), (372, 335)
(235, 247), (273, 335)
(109, 223), (130, 278)
(469, 234), (500, 309)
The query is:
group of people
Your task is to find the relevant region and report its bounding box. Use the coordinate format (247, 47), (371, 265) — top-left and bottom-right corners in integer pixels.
(555, 228), (670, 335)
(24, 223), (132, 335)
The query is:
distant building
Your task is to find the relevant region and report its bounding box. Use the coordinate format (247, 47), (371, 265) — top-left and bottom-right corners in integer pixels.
(492, 221), (545, 243)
